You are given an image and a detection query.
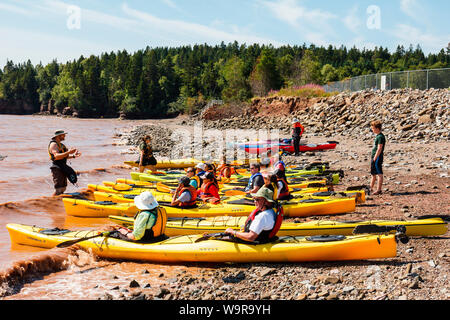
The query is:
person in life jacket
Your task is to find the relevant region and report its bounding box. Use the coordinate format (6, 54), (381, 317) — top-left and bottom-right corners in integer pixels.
(198, 172), (221, 204)
(224, 186), (283, 244)
(292, 118), (305, 156)
(136, 135), (158, 173)
(261, 171), (278, 201)
(217, 155), (235, 180)
(245, 163), (264, 194)
(195, 163), (207, 187)
(171, 176), (198, 208)
(116, 191), (167, 241)
(274, 169), (291, 200)
(48, 130), (81, 196)
(186, 167), (200, 189)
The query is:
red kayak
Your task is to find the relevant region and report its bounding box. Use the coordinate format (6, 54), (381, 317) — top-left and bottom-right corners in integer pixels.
(244, 142), (338, 154)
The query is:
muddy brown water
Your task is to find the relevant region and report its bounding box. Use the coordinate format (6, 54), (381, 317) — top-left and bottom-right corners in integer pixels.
(0, 115), (205, 300)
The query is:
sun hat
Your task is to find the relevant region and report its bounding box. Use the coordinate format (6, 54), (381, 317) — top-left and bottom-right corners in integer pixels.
(134, 191), (159, 210)
(195, 163), (206, 170)
(53, 130), (68, 138)
(251, 186), (275, 203)
(292, 118), (299, 124)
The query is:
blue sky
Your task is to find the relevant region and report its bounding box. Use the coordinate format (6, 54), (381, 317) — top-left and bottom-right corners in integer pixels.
(0, 0), (448, 66)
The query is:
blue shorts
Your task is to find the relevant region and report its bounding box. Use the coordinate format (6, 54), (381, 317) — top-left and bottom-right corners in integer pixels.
(371, 157), (383, 175)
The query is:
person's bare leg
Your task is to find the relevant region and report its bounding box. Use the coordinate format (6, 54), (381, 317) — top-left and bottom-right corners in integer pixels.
(376, 175), (383, 194)
(370, 175), (376, 193)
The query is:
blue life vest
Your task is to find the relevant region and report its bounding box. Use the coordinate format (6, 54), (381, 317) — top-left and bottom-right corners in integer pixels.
(245, 172), (263, 192)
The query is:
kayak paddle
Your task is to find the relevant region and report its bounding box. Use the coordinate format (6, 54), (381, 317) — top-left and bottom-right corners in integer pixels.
(56, 231), (111, 248)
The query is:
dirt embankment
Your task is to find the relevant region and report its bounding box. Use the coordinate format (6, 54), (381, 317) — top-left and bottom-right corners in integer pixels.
(194, 88), (449, 142)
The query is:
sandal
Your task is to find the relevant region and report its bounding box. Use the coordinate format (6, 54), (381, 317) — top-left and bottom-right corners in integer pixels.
(372, 191), (382, 195)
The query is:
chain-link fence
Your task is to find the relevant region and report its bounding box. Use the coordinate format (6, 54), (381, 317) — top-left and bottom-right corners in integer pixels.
(323, 68), (450, 92)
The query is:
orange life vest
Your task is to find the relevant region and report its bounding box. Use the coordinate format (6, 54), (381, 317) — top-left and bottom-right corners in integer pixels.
(176, 186), (198, 208)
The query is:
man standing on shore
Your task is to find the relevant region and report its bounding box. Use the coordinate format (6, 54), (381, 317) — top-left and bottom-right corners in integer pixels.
(48, 130), (81, 196)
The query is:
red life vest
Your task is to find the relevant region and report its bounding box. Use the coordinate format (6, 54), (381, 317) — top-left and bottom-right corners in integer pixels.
(244, 206), (284, 243)
(199, 181), (220, 203)
(176, 186), (198, 207)
(277, 178), (291, 200)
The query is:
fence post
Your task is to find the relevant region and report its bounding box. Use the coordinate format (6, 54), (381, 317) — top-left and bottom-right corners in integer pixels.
(426, 70), (429, 89)
(407, 71), (409, 88)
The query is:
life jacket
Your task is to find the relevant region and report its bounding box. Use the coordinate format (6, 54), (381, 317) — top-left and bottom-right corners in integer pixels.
(265, 183), (278, 201)
(48, 139), (68, 164)
(190, 175), (201, 189)
(134, 207), (167, 239)
(292, 123), (305, 137)
(199, 181), (220, 203)
(246, 172), (263, 191)
(276, 177), (290, 200)
(176, 186), (198, 208)
(243, 206), (284, 243)
(219, 165), (235, 179)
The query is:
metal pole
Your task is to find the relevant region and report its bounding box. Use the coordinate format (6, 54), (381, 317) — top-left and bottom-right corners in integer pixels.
(407, 71), (409, 88)
(426, 70), (429, 89)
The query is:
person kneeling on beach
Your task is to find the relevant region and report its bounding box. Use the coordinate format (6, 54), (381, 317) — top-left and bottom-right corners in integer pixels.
(116, 191), (167, 241)
(171, 176), (198, 208)
(224, 187), (283, 244)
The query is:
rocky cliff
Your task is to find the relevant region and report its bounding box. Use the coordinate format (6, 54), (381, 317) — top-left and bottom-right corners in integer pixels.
(195, 88), (449, 143)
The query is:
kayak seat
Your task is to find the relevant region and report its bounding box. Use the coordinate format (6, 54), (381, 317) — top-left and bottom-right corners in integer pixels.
(306, 235), (346, 242)
(39, 228), (71, 236)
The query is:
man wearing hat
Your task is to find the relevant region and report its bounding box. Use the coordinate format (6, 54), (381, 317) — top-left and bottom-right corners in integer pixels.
(224, 186), (282, 243)
(48, 130), (81, 196)
(117, 191), (167, 241)
(171, 176), (198, 207)
(291, 118), (304, 156)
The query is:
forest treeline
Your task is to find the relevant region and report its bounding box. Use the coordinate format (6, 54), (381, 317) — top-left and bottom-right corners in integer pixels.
(0, 42), (448, 118)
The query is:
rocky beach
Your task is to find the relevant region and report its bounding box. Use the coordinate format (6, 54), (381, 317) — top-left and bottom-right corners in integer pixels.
(1, 88), (448, 302)
(97, 88), (449, 301)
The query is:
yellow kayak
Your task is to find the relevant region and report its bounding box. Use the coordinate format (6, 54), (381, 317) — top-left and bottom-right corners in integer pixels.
(6, 223), (399, 263)
(62, 195), (355, 218)
(110, 216), (448, 237)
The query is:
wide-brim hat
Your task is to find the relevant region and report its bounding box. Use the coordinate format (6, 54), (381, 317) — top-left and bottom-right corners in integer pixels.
(53, 130), (68, 138)
(251, 186), (275, 203)
(134, 191), (159, 210)
(195, 163), (206, 170)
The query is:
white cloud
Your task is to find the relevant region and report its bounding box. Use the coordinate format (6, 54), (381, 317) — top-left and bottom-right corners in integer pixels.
(400, 0), (423, 21)
(0, 2), (35, 16)
(343, 5), (362, 34)
(121, 3), (284, 46)
(261, 0), (337, 46)
(390, 24), (449, 53)
(162, 0), (178, 10)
